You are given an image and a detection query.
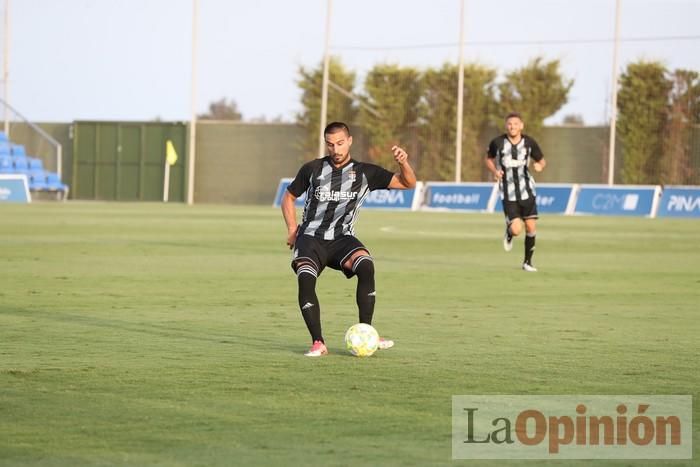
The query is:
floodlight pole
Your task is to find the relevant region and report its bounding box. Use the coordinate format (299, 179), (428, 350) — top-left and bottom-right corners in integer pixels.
(607, 0), (621, 186)
(187, 0), (199, 204)
(455, 0), (465, 183)
(3, 0), (10, 136)
(318, 0), (332, 158)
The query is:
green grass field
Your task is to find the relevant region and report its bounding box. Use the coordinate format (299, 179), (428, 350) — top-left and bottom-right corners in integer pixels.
(1, 202), (698, 466)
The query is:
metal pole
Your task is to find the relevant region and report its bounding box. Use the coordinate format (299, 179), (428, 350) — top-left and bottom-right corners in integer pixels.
(187, 0), (199, 204)
(163, 159), (170, 202)
(57, 144), (62, 179)
(318, 0), (332, 158)
(0, 96), (62, 176)
(3, 0), (9, 136)
(455, 0), (465, 182)
(607, 0), (621, 186)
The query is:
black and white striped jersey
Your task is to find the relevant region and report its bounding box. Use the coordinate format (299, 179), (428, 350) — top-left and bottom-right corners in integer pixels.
(287, 156), (394, 240)
(487, 134), (544, 202)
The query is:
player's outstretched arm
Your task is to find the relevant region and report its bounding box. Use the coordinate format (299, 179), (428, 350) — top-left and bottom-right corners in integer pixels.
(281, 190), (299, 249)
(388, 145), (417, 190)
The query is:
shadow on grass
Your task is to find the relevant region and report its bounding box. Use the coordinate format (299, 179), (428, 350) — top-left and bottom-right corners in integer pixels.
(0, 307), (303, 355)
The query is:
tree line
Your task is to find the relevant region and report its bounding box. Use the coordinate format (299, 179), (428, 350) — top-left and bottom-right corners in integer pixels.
(617, 63), (700, 185)
(295, 57), (700, 184)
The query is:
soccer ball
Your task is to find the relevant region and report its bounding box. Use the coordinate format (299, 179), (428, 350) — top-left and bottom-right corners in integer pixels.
(344, 323), (380, 357)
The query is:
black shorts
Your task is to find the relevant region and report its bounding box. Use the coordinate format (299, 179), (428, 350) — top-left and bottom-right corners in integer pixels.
(503, 198), (538, 222)
(291, 234), (369, 279)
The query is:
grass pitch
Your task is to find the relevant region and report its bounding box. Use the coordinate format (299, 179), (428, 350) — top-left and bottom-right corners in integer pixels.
(0, 202), (698, 466)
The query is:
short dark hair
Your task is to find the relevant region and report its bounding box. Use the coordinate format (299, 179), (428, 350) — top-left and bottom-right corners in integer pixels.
(505, 112), (523, 121)
(324, 121), (351, 137)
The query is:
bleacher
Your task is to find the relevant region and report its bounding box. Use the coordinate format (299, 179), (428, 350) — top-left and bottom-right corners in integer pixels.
(0, 131), (68, 199)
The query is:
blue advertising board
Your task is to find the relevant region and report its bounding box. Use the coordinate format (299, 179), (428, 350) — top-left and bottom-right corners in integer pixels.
(423, 182), (496, 212)
(574, 185), (660, 217)
(0, 174), (31, 203)
(273, 178), (423, 210)
(494, 184), (577, 214)
(656, 186), (700, 218)
(272, 178), (305, 207)
(362, 184), (423, 210)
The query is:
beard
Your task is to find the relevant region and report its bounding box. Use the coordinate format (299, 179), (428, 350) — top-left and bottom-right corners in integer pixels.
(331, 152), (349, 165)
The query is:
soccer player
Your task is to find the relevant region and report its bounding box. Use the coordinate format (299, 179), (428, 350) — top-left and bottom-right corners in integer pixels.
(485, 112), (547, 272)
(281, 121), (417, 357)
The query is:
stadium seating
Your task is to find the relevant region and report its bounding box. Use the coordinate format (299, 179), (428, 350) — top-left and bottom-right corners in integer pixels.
(46, 172), (68, 192)
(12, 155), (30, 171)
(0, 154), (12, 172)
(28, 158), (43, 171)
(11, 144), (26, 156)
(0, 132), (69, 199)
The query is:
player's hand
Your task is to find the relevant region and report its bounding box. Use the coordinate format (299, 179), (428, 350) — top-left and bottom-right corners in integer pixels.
(493, 170), (504, 181)
(286, 226), (298, 249)
(533, 162), (544, 172)
(391, 145), (408, 165)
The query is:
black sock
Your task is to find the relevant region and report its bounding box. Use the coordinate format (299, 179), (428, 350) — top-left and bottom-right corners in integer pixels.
(525, 232), (536, 265)
(297, 268), (323, 343)
(354, 257), (376, 325)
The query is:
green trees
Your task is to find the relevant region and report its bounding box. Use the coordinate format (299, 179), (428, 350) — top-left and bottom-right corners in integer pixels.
(358, 64), (423, 168)
(662, 70), (700, 184)
(497, 58), (573, 137)
(617, 61), (671, 184)
(459, 65), (500, 180)
(295, 55), (700, 184)
(198, 98), (243, 121)
(419, 63), (498, 181)
(617, 61), (700, 184)
(296, 57), (357, 157)
(296, 57), (573, 180)
(419, 64), (464, 181)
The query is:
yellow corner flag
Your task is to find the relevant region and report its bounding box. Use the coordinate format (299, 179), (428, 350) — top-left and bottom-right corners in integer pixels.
(166, 140), (178, 166)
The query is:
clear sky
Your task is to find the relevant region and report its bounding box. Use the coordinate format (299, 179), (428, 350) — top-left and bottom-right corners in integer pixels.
(6, 0), (700, 125)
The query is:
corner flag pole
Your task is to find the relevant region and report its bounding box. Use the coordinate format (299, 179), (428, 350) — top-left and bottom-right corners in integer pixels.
(163, 140), (178, 202)
(318, 0), (332, 158)
(163, 158), (170, 203)
(607, 0), (621, 186)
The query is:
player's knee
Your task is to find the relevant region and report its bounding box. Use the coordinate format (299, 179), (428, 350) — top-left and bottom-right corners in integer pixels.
(510, 220), (523, 236)
(525, 221), (537, 235)
(351, 255), (374, 278)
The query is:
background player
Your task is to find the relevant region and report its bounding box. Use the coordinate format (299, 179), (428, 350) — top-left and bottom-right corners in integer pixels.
(485, 112), (547, 272)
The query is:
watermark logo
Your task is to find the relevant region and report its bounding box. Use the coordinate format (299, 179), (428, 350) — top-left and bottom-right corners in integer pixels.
(452, 395), (692, 459)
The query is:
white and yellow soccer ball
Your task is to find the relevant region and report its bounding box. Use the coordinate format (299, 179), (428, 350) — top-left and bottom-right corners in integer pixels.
(344, 323), (380, 357)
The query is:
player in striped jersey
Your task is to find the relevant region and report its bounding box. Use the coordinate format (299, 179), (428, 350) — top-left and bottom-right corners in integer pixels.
(486, 112), (547, 272)
(281, 122), (417, 356)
